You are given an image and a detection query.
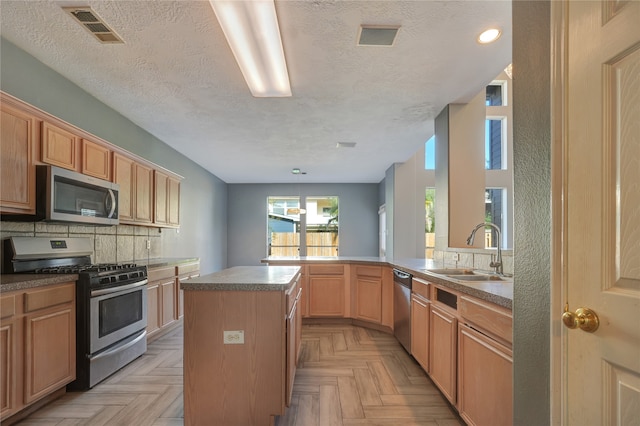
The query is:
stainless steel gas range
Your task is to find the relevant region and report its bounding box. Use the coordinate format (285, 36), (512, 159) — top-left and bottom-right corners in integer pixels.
(2, 236), (148, 390)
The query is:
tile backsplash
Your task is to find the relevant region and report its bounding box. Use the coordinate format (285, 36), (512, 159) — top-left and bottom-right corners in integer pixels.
(1, 221), (164, 264)
(433, 249), (514, 275)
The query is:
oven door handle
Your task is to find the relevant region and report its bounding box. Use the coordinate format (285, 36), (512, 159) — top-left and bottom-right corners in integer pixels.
(91, 279), (148, 297)
(90, 330), (147, 362)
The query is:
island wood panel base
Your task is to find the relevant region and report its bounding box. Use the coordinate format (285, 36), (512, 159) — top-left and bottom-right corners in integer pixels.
(183, 290), (285, 426)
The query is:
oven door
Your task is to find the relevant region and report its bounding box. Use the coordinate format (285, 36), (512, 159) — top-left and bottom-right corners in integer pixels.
(90, 280), (148, 354)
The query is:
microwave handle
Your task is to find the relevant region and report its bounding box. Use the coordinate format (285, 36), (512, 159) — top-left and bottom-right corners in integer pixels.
(105, 190), (117, 218)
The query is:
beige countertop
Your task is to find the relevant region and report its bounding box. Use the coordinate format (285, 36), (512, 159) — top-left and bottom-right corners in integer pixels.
(0, 274), (79, 292)
(181, 265), (301, 292)
(263, 256), (513, 309)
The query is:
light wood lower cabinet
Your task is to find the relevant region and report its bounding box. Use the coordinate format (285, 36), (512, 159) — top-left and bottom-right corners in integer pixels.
(148, 261), (200, 340)
(353, 266), (382, 323)
(183, 272), (300, 425)
(0, 282), (76, 422)
(458, 323), (513, 426)
(411, 293), (430, 372)
(177, 262), (200, 319)
(308, 264), (346, 317)
(429, 303), (457, 405)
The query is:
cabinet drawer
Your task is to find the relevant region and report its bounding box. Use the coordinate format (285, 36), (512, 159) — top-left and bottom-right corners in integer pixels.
(308, 264), (344, 275)
(177, 262), (200, 276)
(24, 283), (74, 313)
(355, 265), (381, 278)
(148, 265), (175, 282)
(459, 296), (512, 345)
(412, 278), (430, 300)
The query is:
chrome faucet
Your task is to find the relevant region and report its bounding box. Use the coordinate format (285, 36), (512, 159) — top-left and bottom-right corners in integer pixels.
(466, 222), (503, 275)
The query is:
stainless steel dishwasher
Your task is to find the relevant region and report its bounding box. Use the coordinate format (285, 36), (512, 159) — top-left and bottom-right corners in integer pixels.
(393, 268), (413, 352)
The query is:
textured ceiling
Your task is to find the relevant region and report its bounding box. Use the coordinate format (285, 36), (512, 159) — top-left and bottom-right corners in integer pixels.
(0, 0), (512, 183)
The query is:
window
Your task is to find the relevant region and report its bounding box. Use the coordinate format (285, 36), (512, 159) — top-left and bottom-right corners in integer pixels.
(485, 188), (505, 248)
(486, 83), (504, 106)
(485, 118), (504, 170)
(305, 196), (339, 256)
(425, 188), (435, 259)
(267, 196), (300, 256)
(268, 195), (339, 256)
(425, 135), (435, 170)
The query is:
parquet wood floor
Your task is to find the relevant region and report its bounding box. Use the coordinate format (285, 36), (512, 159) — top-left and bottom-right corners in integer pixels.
(14, 323), (463, 426)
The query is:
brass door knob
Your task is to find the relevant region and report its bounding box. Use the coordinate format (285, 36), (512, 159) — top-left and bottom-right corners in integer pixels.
(562, 307), (600, 333)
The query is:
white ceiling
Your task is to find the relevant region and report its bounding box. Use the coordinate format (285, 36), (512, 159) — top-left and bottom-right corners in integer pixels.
(0, 0), (511, 183)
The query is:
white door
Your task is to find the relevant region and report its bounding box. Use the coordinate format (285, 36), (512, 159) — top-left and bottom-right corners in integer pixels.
(559, 0), (640, 423)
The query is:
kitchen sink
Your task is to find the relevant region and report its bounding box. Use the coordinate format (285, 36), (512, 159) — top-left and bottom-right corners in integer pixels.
(445, 274), (504, 281)
(424, 268), (475, 275)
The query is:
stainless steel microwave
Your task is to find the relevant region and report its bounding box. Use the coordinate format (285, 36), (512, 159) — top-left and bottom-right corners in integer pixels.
(3, 165), (120, 226)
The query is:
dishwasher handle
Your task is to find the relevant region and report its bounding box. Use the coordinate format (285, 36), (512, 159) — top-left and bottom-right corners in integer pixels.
(393, 269), (413, 288)
(393, 269), (411, 279)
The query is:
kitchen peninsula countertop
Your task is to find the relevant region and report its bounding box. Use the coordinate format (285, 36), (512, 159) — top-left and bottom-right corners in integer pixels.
(263, 256), (513, 309)
(181, 265), (301, 291)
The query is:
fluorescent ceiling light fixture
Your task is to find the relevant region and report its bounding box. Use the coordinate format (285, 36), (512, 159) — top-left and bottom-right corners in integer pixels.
(210, 0), (291, 97)
(477, 28), (502, 44)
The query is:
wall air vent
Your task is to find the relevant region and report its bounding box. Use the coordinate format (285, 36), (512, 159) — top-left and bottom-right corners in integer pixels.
(358, 26), (400, 46)
(63, 7), (124, 44)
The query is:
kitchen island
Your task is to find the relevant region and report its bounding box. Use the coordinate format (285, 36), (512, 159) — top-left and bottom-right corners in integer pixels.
(180, 265), (301, 426)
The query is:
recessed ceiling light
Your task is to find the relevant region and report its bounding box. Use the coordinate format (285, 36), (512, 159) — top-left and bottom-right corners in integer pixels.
(477, 28), (502, 44)
(291, 168), (301, 174)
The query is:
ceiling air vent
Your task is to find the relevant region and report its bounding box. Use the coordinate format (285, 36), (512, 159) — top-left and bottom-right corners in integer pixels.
(63, 7), (124, 44)
(358, 26), (399, 47)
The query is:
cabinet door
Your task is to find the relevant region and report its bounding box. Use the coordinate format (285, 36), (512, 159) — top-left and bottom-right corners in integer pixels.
(24, 305), (75, 404)
(147, 282), (161, 337)
(41, 121), (79, 171)
(458, 323), (513, 426)
(161, 280), (176, 327)
(355, 277), (382, 323)
(286, 300), (298, 407)
(134, 163), (153, 223)
(167, 176), (180, 226)
(82, 139), (111, 180)
(113, 153), (134, 221)
(0, 317), (18, 418)
(411, 294), (430, 372)
(154, 170), (168, 225)
(0, 102), (36, 213)
(308, 276), (344, 317)
(429, 304), (457, 404)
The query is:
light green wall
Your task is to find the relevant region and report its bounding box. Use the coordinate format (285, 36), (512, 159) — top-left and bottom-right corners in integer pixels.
(1, 37), (228, 274)
(513, 1), (551, 424)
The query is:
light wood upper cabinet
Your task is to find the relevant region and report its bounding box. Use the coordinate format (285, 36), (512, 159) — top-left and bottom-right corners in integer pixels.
(113, 153), (134, 221)
(167, 176), (180, 226)
(154, 171), (169, 225)
(154, 171), (180, 227)
(81, 139), (111, 180)
(41, 121), (79, 171)
(134, 163), (153, 224)
(112, 153), (153, 225)
(0, 101), (37, 214)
